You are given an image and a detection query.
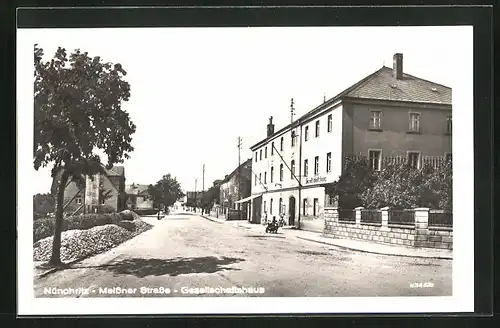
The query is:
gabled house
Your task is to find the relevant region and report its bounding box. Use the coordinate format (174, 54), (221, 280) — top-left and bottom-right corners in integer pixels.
(125, 183), (154, 210)
(51, 165), (127, 215)
(218, 158), (252, 220)
(250, 53), (452, 232)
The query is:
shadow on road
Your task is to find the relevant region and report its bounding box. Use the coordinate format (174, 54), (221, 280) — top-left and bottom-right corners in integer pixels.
(82, 256), (245, 278)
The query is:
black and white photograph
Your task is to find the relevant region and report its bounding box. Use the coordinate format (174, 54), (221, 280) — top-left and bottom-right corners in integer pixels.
(17, 21), (475, 315)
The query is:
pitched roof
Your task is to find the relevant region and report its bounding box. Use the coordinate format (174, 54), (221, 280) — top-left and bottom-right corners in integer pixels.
(221, 158), (252, 183)
(251, 65), (451, 150)
(344, 66), (451, 105)
(125, 183), (150, 195)
(105, 166), (125, 176)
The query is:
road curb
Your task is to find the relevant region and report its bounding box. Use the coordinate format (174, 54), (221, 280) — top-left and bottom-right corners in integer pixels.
(201, 215), (225, 224)
(296, 236), (453, 260)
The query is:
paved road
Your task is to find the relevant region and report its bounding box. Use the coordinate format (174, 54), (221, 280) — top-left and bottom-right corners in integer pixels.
(34, 213), (452, 298)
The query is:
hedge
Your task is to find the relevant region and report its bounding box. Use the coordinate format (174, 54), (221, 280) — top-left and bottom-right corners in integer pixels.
(132, 209), (158, 216)
(33, 212), (130, 243)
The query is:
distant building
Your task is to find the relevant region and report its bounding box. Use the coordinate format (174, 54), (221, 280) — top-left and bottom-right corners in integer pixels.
(218, 158), (252, 220)
(250, 53), (452, 232)
(125, 183), (153, 210)
(51, 166), (127, 215)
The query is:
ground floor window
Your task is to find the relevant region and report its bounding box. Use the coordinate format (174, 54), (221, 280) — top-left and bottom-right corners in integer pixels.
(313, 198), (319, 216)
(303, 198), (307, 216)
(76, 197), (82, 205)
(270, 198), (273, 215)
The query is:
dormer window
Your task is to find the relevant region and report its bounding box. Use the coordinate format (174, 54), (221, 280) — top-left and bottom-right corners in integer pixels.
(431, 87), (438, 92)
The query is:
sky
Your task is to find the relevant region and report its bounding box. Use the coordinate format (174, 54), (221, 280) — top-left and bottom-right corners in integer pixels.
(21, 26), (470, 194)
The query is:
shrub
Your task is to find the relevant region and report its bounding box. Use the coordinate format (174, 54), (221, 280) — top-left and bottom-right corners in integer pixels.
(33, 213), (123, 242)
(119, 210), (138, 221)
(327, 157), (452, 210)
(116, 220), (136, 231)
(133, 209), (158, 216)
(98, 204), (115, 214)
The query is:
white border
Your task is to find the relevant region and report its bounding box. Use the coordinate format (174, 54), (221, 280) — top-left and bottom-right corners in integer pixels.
(17, 26), (474, 315)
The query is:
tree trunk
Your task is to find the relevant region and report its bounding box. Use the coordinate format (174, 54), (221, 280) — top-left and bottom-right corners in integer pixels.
(49, 168), (70, 266)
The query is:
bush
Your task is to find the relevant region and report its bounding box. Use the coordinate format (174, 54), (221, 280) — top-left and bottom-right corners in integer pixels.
(119, 210), (137, 221)
(116, 220), (136, 231)
(133, 209), (158, 216)
(98, 204), (116, 214)
(327, 157), (452, 210)
(33, 213), (123, 242)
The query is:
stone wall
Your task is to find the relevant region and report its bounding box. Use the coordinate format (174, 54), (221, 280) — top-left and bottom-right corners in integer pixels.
(324, 207), (452, 250)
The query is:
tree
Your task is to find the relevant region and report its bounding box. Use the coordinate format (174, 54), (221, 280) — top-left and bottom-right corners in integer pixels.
(148, 174), (184, 209)
(33, 193), (55, 219)
(325, 156), (376, 209)
(200, 184), (221, 211)
(34, 45), (136, 265)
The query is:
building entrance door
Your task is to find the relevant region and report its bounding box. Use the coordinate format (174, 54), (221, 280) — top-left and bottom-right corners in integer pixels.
(252, 196), (262, 223)
(288, 196), (296, 226)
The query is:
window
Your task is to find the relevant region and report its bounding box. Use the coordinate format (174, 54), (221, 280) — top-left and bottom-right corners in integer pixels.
(279, 198), (283, 215)
(315, 120), (320, 137)
(303, 198), (307, 216)
(280, 137), (284, 151)
(264, 172), (267, 184)
(263, 200), (267, 214)
(370, 110), (381, 129)
(259, 149), (262, 160)
(270, 167), (274, 183)
(255, 152), (258, 162)
(327, 114), (333, 132)
(368, 150), (381, 171)
(291, 160), (295, 179)
(407, 152), (420, 169)
(280, 164), (283, 181)
(76, 197), (82, 205)
(291, 131), (296, 147)
(100, 199), (105, 205)
(313, 198), (319, 216)
(326, 152), (332, 172)
(259, 173), (262, 183)
(446, 116), (452, 134)
(271, 142), (274, 155)
(305, 126), (309, 141)
(270, 199), (273, 215)
(409, 112), (420, 132)
(304, 159), (309, 177)
(314, 156), (319, 175)
(255, 175), (257, 186)
(265, 147), (267, 158)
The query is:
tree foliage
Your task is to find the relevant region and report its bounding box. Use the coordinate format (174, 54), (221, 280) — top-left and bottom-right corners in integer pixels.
(148, 174), (184, 209)
(200, 183), (221, 210)
(34, 45), (136, 265)
(326, 157), (452, 211)
(33, 193), (55, 218)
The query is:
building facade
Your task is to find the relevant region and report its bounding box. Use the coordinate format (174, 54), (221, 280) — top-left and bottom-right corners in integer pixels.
(51, 166), (127, 215)
(249, 53), (452, 232)
(125, 183), (154, 210)
(218, 158), (252, 219)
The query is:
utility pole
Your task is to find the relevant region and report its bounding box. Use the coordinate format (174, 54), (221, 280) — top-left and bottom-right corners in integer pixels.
(202, 164), (205, 193)
(202, 164), (205, 215)
(194, 178), (197, 213)
(290, 97), (295, 124)
(237, 136), (242, 220)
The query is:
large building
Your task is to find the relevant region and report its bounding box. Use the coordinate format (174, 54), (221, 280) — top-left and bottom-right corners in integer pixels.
(125, 183), (154, 210)
(249, 53), (452, 232)
(219, 158), (252, 219)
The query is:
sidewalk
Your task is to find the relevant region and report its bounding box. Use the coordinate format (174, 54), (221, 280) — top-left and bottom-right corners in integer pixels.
(202, 215), (453, 260)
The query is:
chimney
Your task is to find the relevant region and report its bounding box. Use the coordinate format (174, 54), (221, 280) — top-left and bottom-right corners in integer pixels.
(267, 116), (275, 137)
(393, 53), (403, 79)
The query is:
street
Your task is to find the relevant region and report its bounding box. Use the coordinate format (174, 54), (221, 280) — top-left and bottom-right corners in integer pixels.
(34, 213), (452, 297)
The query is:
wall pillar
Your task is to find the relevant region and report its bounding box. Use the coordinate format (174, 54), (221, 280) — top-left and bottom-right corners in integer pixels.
(354, 206), (364, 226)
(414, 207), (430, 247)
(380, 206), (390, 231)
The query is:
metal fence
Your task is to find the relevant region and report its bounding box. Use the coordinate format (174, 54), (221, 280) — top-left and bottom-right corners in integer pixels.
(360, 209), (382, 225)
(388, 210), (415, 225)
(346, 155), (449, 169)
(338, 209), (356, 223)
(428, 210), (453, 227)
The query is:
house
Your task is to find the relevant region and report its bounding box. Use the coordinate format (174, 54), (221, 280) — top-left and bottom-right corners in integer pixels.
(125, 183), (154, 210)
(218, 159), (252, 220)
(51, 165), (127, 215)
(249, 53), (452, 232)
